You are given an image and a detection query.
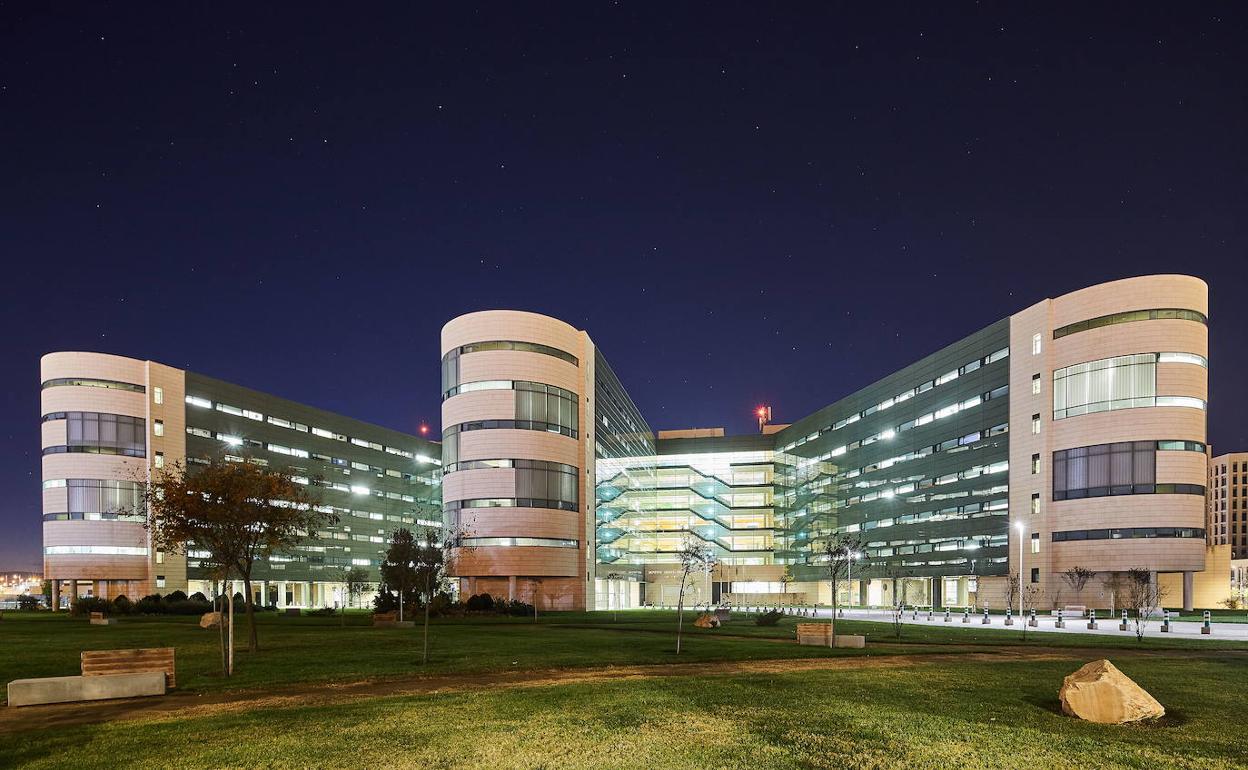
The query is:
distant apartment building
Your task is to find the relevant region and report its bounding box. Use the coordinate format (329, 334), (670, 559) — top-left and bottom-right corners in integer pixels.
(1209, 453), (1248, 559)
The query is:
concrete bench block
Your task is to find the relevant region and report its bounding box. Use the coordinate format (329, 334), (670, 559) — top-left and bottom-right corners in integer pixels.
(8, 672), (165, 707)
(89, 618), (113, 625)
(833, 634), (866, 648)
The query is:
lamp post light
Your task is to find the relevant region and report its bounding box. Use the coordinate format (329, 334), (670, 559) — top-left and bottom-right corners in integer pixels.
(1014, 521), (1025, 621)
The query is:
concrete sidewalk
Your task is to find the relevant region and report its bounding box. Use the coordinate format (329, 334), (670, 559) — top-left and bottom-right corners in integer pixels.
(807, 606), (1248, 641)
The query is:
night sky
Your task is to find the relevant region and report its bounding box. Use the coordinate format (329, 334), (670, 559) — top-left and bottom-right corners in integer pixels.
(2, 4), (1246, 570)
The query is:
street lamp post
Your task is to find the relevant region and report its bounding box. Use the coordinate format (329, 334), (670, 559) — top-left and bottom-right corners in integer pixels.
(1014, 521), (1025, 620)
(847, 551), (859, 609)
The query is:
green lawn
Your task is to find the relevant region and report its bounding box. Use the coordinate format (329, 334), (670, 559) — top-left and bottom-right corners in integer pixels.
(3, 609), (1246, 704)
(3, 653), (1245, 768)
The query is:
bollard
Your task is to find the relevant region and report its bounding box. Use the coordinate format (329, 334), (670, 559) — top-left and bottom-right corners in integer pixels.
(982, 606), (991, 625)
(1005, 607), (1013, 626)
(1119, 610), (1129, 631)
(1202, 610), (1211, 635)
(927, 607), (933, 621)
(963, 607), (970, 623)
(1029, 607), (1037, 627)
(1055, 607), (1065, 629)
(944, 608), (951, 623)
(1161, 609), (1170, 633)
(912, 605), (918, 620)
(1087, 609), (1098, 630)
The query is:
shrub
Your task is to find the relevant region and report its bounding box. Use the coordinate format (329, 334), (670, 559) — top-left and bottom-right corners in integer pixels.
(166, 599), (213, 615)
(112, 595), (133, 614)
(70, 596), (111, 617)
(135, 594), (166, 614)
(165, 590), (189, 602)
(1221, 597), (1242, 610)
(465, 593), (485, 611)
(306, 607), (336, 617)
(17, 595), (41, 611)
(373, 588), (399, 613)
(755, 610), (785, 626)
(189, 592), (208, 602)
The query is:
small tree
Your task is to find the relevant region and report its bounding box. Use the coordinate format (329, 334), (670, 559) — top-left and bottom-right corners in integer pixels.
(819, 534), (863, 647)
(604, 572), (624, 621)
(780, 565), (795, 606)
(674, 537), (718, 654)
(380, 528), (421, 622)
(337, 566), (371, 626)
(412, 528), (446, 664)
(889, 600), (905, 639)
(142, 457), (332, 658)
(1125, 568), (1167, 640)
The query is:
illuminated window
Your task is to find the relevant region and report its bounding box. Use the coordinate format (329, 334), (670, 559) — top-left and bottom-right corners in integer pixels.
(1031, 333), (1042, 355)
(153, 420), (164, 437)
(156, 575), (166, 589)
(1030, 533), (1040, 554)
(1031, 414), (1041, 435)
(1031, 493), (1040, 514)
(1032, 374), (1041, 395)
(1031, 454), (1040, 474)
(153, 387), (163, 405)
(154, 451), (164, 469)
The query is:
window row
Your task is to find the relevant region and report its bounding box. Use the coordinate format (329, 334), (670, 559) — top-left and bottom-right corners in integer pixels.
(1053, 352), (1207, 420)
(779, 346), (1010, 453)
(443, 378), (578, 401)
(1051, 527), (1206, 542)
(44, 545), (149, 556)
(41, 377), (145, 393)
(444, 458), (578, 475)
(183, 395), (435, 464)
(443, 419), (578, 440)
(461, 537), (579, 548)
(456, 340), (579, 364)
(1052, 308), (1207, 340)
(443, 497), (579, 513)
(185, 426), (436, 486)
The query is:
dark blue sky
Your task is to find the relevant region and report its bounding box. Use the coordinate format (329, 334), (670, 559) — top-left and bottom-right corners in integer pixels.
(3, 4), (1246, 570)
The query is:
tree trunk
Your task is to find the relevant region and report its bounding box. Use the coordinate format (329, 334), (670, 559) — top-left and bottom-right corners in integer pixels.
(422, 575), (431, 665)
(227, 586), (235, 676)
(830, 575), (838, 648)
(217, 580), (227, 676)
(242, 574), (259, 652)
(675, 571), (688, 654)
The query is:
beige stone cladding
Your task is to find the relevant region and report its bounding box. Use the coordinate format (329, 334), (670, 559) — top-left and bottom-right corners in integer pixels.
(441, 311), (593, 610)
(41, 353), (178, 603)
(1009, 275), (1209, 610)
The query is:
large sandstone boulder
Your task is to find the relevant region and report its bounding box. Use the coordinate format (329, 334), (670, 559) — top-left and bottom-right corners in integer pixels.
(1059, 659), (1164, 724)
(693, 613), (721, 629)
(199, 611), (222, 629)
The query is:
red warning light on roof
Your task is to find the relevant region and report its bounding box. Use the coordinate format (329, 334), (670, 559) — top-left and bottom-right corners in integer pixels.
(419, 424), (430, 436)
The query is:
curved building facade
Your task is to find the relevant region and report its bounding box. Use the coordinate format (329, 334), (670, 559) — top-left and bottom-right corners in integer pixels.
(40, 352), (188, 604)
(441, 311), (595, 610)
(1009, 274), (1209, 609)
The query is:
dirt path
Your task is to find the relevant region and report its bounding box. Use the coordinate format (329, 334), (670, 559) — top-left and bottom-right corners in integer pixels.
(4, 645), (1231, 733)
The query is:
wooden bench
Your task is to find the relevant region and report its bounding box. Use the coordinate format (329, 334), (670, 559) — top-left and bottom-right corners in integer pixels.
(81, 647), (176, 689)
(796, 623), (865, 648)
(373, 611), (397, 627)
(89, 611), (112, 626)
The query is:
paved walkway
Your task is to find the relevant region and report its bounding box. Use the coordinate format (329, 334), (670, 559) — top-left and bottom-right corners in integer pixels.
(799, 606), (1248, 641)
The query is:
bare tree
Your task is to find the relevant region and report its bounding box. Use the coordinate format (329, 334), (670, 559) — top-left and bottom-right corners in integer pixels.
(1059, 567), (1096, 609)
(1021, 585), (1044, 640)
(1125, 568), (1168, 640)
(780, 564), (795, 605)
(142, 457), (333, 659)
(819, 534), (863, 647)
(675, 536), (718, 654)
(1003, 571), (1021, 618)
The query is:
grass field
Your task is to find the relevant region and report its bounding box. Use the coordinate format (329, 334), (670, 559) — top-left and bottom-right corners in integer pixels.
(3, 610), (1246, 768)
